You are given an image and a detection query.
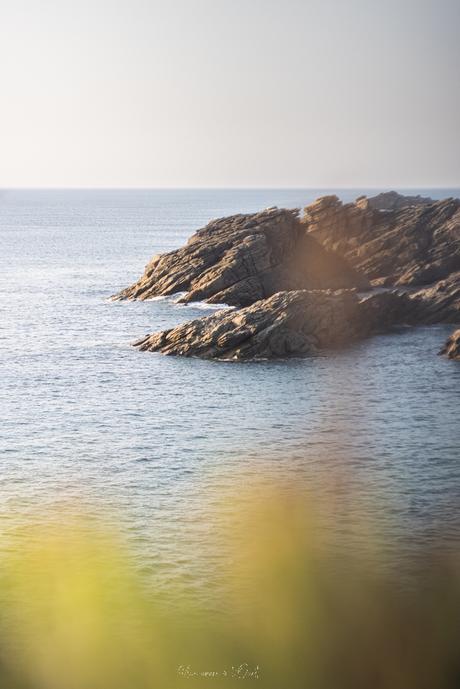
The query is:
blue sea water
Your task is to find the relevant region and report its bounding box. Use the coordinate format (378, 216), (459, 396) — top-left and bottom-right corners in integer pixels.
(0, 189), (459, 594)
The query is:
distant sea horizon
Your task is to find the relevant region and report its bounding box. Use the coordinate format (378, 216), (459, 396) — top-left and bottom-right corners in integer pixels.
(1, 186), (459, 192)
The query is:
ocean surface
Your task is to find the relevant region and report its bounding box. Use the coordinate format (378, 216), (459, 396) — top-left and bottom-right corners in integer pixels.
(1, 189), (459, 598)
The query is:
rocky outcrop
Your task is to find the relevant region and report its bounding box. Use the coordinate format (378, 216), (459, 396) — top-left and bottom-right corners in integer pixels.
(439, 330), (460, 360)
(304, 195), (460, 288)
(113, 207), (368, 307)
(365, 191), (433, 212)
(133, 289), (412, 360)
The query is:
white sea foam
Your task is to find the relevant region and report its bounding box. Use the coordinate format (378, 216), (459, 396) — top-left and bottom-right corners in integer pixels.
(184, 301), (234, 311)
(171, 292), (188, 302)
(145, 294), (169, 301)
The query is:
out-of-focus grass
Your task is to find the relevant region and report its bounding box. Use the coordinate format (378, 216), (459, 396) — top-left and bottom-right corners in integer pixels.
(0, 488), (458, 689)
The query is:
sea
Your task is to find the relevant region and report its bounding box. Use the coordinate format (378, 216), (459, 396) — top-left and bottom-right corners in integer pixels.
(1, 188), (459, 599)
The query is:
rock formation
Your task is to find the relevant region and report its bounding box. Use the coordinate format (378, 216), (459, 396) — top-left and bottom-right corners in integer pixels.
(114, 191), (460, 361)
(439, 329), (460, 360)
(133, 289), (412, 360)
(304, 195), (460, 287)
(113, 207), (368, 306)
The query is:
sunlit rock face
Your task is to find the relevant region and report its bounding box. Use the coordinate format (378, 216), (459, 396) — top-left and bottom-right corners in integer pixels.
(439, 329), (460, 360)
(303, 194), (460, 288)
(133, 289), (413, 360)
(113, 207), (368, 307)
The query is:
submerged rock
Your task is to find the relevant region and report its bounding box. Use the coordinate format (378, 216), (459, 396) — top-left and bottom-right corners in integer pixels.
(113, 207), (368, 306)
(133, 289), (412, 361)
(304, 194), (460, 288)
(439, 329), (460, 360)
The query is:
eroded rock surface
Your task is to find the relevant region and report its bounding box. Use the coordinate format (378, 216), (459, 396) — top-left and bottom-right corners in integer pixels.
(304, 195), (460, 288)
(133, 289), (412, 360)
(439, 329), (460, 360)
(113, 207), (368, 306)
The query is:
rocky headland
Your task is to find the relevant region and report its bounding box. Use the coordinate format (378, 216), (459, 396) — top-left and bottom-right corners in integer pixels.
(115, 191), (459, 361)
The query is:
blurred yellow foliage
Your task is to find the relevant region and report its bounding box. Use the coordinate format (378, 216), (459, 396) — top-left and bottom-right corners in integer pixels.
(0, 487), (458, 689)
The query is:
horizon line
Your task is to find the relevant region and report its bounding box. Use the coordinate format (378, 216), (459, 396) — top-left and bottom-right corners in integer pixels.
(1, 185), (460, 192)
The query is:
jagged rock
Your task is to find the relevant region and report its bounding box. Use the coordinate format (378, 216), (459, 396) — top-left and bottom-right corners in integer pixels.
(304, 194), (460, 288)
(133, 289), (412, 361)
(366, 191), (433, 211)
(113, 207), (368, 306)
(410, 271), (460, 324)
(439, 330), (460, 360)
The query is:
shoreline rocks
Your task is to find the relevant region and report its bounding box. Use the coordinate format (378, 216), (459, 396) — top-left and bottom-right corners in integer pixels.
(133, 289), (413, 361)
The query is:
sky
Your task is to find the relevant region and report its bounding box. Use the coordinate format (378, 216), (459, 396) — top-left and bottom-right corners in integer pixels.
(0, 0), (459, 188)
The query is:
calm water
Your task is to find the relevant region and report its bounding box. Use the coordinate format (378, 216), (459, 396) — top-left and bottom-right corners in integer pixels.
(1, 189), (459, 595)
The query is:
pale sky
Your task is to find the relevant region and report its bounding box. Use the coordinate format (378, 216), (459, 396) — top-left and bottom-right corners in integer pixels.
(0, 0), (458, 188)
